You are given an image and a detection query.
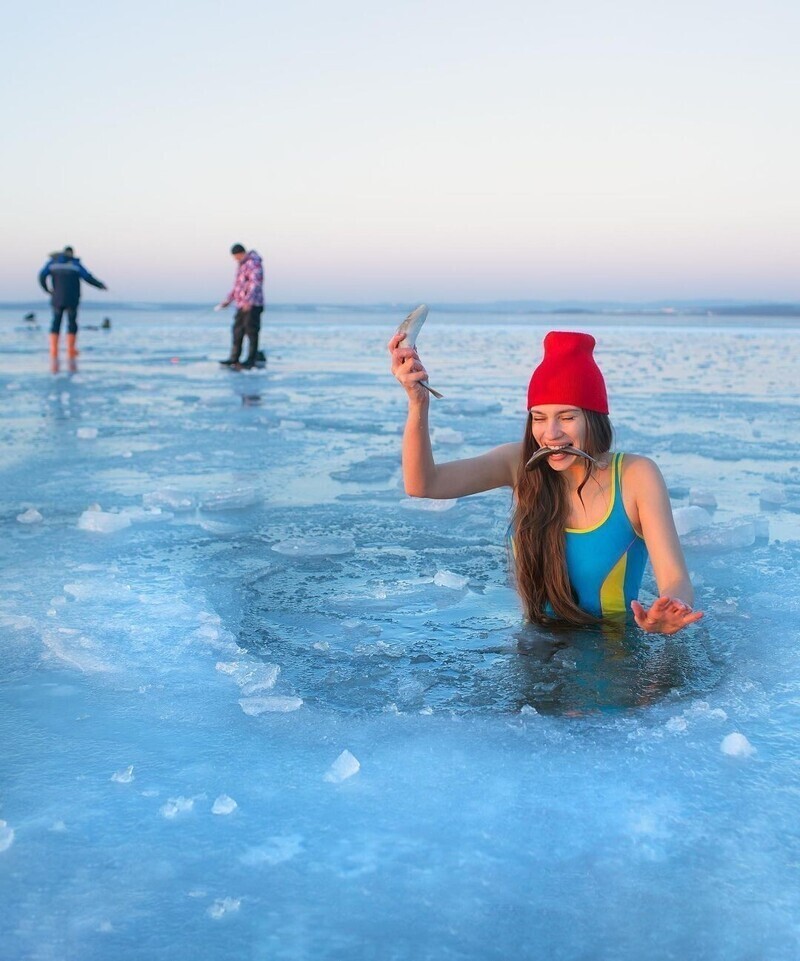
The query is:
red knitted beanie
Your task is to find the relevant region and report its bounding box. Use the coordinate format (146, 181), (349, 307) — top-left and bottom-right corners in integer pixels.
(526, 331), (609, 414)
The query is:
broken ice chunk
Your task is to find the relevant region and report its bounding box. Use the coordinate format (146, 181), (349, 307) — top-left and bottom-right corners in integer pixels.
(199, 488), (262, 511)
(323, 750), (360, 783)
(433, 570), (469, 590)
(271, 536), (355, 558)
(16, 508), (43, 524)
(76, 426), (98, 439)
(212, 794), (238, 815)
(160, 797), (194, 818)
(672, 505), (712, 536)
(682, 519), (756, 551)
(111, 765), (134, 784)
(689, 488), (717, 511)
(721, 732), (756, 757)
(77, 510), (131, 534)
(759, 485), (787, 510)
(238, 696), (303, 715)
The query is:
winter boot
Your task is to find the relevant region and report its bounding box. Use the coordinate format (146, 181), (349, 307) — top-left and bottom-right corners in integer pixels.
(49, 333), (59, 357)
(66, 333), (79, 359)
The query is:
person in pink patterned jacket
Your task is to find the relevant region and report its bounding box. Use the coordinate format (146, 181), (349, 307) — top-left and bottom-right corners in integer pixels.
(218, 243), (265, 369)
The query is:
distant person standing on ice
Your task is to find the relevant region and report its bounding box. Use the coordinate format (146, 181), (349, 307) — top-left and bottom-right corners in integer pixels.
(217, 243), (264, 369)
(38, 246), (107, 360)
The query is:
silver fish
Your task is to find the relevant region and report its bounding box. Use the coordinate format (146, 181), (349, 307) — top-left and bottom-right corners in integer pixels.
(394, 304), (443, 399)
(525, 445), (598, 471)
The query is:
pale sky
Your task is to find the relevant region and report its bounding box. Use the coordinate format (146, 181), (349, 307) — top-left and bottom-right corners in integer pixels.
(1, 0), (798, 303)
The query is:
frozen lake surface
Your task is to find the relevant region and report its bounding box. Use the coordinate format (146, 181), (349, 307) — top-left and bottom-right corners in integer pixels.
(1, 305), (799, 960)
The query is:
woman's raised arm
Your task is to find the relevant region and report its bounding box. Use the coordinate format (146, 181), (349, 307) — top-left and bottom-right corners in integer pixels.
(389, 333), (518, 500)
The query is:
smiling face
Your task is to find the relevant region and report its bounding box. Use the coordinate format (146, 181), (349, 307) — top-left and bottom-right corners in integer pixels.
(529, 404), (587, 471)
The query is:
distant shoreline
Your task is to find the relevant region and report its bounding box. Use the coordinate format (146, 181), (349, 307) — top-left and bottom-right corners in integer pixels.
(3, 299), (800, 318)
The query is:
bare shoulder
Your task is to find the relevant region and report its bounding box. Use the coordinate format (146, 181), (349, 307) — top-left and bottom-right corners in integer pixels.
(620, 454), (668, 493)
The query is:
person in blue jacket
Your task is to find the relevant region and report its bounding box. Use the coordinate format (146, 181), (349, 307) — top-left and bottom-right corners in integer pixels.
(39, 246), (107, 360)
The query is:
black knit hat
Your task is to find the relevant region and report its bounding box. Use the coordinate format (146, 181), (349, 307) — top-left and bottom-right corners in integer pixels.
(230, 243), (246, 255)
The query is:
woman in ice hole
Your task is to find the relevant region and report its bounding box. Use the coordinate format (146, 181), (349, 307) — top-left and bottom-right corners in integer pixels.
(389, 329), (703, 636)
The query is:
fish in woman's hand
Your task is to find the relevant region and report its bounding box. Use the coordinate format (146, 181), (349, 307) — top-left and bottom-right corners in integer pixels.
(394, 304), (443, 399)
(525, 445), (599, 471)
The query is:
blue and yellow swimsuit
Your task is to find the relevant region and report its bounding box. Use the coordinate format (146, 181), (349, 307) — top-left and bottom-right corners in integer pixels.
(564, 452), (648, 617)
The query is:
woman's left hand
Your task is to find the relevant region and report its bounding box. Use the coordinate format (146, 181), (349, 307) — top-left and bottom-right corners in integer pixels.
(631, 596), (704, 635)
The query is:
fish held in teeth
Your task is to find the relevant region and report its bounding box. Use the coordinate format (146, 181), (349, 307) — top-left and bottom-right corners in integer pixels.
(394, 304), (443, 399)
(525, 445), (598, 471)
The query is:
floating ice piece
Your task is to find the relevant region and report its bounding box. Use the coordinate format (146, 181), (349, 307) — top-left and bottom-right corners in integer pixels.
(721, 732), (756, 757)
(143, 489), (196, 512)
(399, 497), (458, 512)
(240, 667), (281, 695)
(76, 426), (98, 439)
(77, 509), (131, 534)
(199, 488), (262, 511)
(212, 794), (238, 815)
(672, 505), (712, 536)
(217, 660), (280, 692)
(271, 536), (355, 558)
(432, 427), (464, 445)
(433, 570), (469, 590)
(0, 820), (14, 853)
(759, 485), (787, 510)
(16, 507), (43, 524)
(111, 765), (135, 784)
(279, 420), (305, 430)
(689, 488), (717, 510)
(665, 716), (688, 733)
(682, 519), (756, 551)
(238, 695), (303, 715)
(208, 897), (240, 920)
(323, 749), (360, 783)
(160, 796), (194, 818)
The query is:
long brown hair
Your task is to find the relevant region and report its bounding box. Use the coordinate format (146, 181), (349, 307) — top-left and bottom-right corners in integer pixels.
(511, 409), (613, 625)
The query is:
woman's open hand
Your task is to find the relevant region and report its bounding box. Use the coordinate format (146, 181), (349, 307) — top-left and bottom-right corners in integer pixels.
(631, 596), (704, 635)
(388, 332), (431, 400)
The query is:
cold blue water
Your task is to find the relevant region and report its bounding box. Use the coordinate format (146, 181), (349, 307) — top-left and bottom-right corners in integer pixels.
(1, 305), (799, 961)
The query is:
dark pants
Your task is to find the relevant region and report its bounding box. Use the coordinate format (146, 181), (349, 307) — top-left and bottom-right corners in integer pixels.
(51, 306), (78, 335)
(230, 306), (262, 364)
